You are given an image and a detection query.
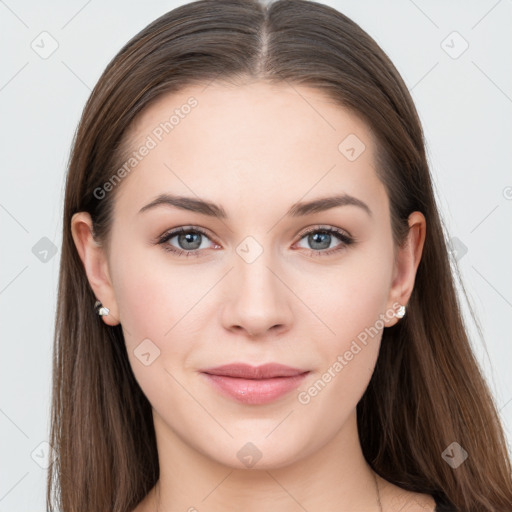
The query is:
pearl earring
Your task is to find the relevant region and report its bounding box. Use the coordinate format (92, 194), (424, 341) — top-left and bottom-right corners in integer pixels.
(94, 300), (110, 316)
(395, 304), (406, 319)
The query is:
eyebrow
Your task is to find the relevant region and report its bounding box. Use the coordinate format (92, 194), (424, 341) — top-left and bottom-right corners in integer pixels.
(138, 193), (372, 218)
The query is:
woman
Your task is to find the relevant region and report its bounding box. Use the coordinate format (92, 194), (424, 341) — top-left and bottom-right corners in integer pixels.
(47, 0), (512, 511)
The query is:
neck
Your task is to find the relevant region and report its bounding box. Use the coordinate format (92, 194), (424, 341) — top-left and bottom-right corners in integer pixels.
(148, 408), (382, 512)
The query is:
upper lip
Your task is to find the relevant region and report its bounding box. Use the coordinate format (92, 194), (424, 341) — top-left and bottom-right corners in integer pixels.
(201, 363), (309, 379)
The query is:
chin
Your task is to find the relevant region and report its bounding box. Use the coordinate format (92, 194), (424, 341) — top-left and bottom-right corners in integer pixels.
(203, 436), (310, 471)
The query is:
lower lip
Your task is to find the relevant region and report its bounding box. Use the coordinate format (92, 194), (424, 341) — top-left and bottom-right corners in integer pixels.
(202, 372), (309, 405)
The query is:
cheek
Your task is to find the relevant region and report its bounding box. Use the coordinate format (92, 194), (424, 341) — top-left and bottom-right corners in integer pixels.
(110, 248), (198, 410)
(109, 240), (193, 369)
(333, 272), (390, 343)
(320, 277), (387, 387)
(296, 271), (390, 429)
(322, 248), (393, 345)
(113, 263), (171, 341)
(110, 237), (203, 338)
(305, 240), (394, 395)
(110, 242), (223, 379)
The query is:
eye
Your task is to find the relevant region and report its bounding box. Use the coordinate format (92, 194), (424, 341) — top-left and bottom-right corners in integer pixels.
(155, 225), (355, 258)
(156, 226), (219, 257)
(294, 225), (355, 257)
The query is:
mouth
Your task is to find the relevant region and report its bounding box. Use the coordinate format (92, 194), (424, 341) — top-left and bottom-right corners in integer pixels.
(200, 363), (310, 405)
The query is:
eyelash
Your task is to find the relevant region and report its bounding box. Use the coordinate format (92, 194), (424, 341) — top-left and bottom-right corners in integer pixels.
(155, 225), (355, 258)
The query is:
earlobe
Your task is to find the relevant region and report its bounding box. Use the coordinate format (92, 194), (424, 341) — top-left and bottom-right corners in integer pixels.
(385, 211), (426, 326)
(70, 212), (120, 326)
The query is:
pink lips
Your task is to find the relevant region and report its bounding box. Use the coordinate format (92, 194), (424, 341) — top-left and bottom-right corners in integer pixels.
(200, 363), (309, 405)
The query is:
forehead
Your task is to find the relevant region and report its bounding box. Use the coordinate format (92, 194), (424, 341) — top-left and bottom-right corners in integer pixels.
(114, 80), (387, 219)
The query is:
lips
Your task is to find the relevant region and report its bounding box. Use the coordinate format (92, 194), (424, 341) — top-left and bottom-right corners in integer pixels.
(201, 363), (307, 379)
(200, 363), (310, 405)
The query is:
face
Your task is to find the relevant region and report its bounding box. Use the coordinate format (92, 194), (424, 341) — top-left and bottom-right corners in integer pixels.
(90, 80), (408, 469)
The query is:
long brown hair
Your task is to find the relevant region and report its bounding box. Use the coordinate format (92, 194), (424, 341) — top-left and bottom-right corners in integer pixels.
(48, 1), (512, 510)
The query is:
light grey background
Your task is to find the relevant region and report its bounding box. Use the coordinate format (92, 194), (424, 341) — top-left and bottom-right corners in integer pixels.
(1, 0), (511, 510)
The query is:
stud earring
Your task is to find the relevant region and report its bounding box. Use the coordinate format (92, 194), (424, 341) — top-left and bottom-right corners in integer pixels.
(395, 304), (406, 319)
(94, 300), (110, 316)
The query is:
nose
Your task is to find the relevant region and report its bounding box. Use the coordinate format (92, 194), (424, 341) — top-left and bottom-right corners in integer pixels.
(220, 246), (294, 339)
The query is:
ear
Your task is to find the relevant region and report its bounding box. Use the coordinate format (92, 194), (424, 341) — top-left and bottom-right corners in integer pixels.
(70, 212), (120, 326)
(385, 211), (426, 327)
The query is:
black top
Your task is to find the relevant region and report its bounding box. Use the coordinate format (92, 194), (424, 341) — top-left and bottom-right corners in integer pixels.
(433, 492), (457, 511)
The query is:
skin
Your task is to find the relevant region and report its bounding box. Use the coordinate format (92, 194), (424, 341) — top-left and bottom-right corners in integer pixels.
(72, 80), (431, 511)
